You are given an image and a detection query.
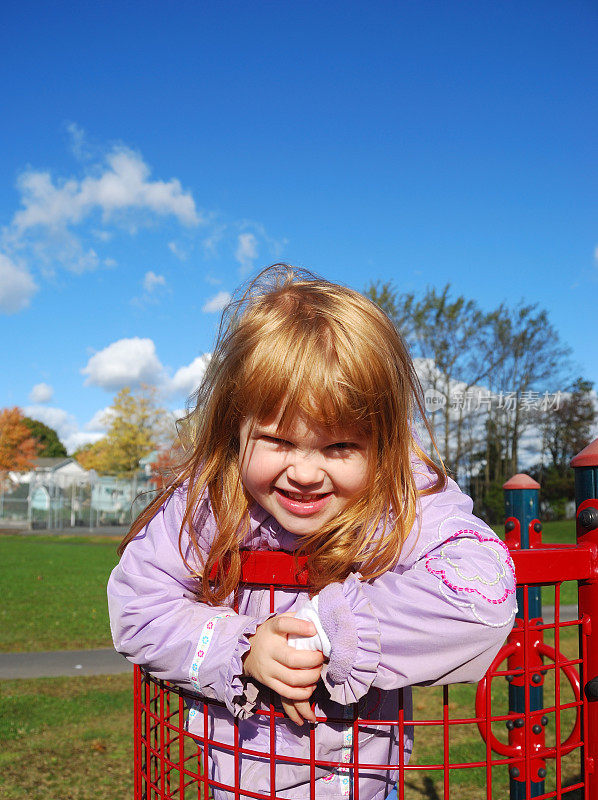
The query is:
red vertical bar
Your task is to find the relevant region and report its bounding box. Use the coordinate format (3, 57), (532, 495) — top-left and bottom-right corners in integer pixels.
(234, 715), (240, 800)
(523, 583), (531, 798)
(160, 681), (166, 798)
(353, 702), (360, 800)
(579, 577), (598, 791)
(442, 685), (449, 798)
(202, 701), (209, 800)
(398, 687), (405, 800)
(580, 610), (590, 799)
(179, 694), (185, 800)
(269, 583), (276, 799)
(571, 441), (598, 797)
(485, 658), (492, 799)
(145, 671), (152, 795)
(579, 567), (598, 796)
(309, 719), (316, 799)
(554, 583), (562, 797)
(134, 666), (141, 800)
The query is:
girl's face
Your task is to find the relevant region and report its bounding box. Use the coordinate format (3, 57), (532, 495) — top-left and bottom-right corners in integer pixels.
(239, 412), (370, 536)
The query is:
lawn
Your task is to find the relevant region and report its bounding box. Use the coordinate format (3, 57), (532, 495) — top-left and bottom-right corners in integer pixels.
(0, 534), (120, 652)
(0, 673), (132, 800)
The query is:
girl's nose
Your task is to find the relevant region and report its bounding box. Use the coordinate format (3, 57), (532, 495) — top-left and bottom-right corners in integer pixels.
(286, 452), (324, 486)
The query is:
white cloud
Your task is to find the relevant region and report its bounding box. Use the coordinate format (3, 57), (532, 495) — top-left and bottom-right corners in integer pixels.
(0, 253), (37, 312)
(29, 382), (53, 403)
(0, 140), (201, 300)
(143, 270), (166, 293)
(24, 405), (78, 449)
(169, 354), (211, 397)
(202, 291), (231, 313)
(65, 430), (105, 453)
(12, 147), (199, 234)
(168, 240), (187, 260)
(203, 224), (226, 257)
(81, 337), (165, 390)
(235, 232), (258, 272)
(0, 127), (287, 316)
(84, 406), (114, 432)
(92, 229), (112, 242)
(66, 122), (91, 161)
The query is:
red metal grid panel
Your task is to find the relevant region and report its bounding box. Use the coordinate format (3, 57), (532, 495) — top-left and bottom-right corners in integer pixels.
(132, 546), (592, 799)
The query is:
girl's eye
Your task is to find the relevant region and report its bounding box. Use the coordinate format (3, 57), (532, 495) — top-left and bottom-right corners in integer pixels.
(327, 442), (358, 453)
(262, 435), (292, 447)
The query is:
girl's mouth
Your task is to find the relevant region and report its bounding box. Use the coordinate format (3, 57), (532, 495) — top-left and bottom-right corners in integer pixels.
(274, 488), (332, 516)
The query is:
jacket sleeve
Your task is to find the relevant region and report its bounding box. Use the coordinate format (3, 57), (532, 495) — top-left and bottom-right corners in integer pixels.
(107, 490), (270, 717)
(317, 468), (517, 705)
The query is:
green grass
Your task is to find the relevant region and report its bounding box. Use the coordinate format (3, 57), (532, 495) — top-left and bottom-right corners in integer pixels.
(0, 534), (120, 652)
(491, 518), (576, 545)
(0, 673), (132, 799)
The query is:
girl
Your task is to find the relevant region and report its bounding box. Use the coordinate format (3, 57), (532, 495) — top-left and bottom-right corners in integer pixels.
(108, 265), (516, 800)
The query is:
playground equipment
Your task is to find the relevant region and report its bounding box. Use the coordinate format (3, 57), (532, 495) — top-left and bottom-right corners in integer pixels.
(131, 439), (598, 799)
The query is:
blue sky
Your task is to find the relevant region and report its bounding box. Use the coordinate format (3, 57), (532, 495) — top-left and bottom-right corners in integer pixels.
(1, 0), (596, 452)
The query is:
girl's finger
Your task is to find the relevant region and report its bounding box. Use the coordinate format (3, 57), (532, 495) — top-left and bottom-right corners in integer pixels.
(276, 645), (324, 670)
(274, 615), (317, 638)
(282, 698), (317, 726)
(268, 678), (317, 701)
(272, 663), (322, 688)
(281, 699), (304, 726)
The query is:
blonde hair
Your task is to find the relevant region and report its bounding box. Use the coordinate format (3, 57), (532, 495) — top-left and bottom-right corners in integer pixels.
(119, 264), (445, 603)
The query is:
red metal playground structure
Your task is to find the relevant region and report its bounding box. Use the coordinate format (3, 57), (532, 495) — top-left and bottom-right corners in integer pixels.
(132, 439), (598, 799)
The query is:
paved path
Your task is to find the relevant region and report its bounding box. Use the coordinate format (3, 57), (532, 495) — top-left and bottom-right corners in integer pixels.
(0, 648), (132, 679)
(0, 605), (579, 680)
(0, 525), (127, 538)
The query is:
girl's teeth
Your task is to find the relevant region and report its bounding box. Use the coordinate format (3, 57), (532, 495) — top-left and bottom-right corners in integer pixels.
(285, 491), (320, 501)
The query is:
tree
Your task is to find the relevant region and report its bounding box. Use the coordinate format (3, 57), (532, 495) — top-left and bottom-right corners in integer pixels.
(528, 379), (597, 518)
(538, 378), (596, 473)
(487, 303), (572, 476)
(73, 438), (114, 474)
(365, 280), (416, 346)
(149, 442), (185, 490)
(22, 417), (67, 458)
(0, 407), (40, 478)
(366, 281), (575, 506)
(74, 386), (174, 476)
(366, 282), (506, 477)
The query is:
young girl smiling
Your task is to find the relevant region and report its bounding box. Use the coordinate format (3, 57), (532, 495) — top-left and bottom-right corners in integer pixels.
(108, 265), (516, 799)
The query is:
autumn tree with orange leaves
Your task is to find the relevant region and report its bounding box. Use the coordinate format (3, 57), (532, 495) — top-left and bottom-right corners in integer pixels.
(149, 443), (185, 490)
(0, 407), (40, 481)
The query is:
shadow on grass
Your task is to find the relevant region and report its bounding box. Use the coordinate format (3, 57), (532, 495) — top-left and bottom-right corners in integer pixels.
(403, 776), (441, 799)
(562, 774), (583, 799)
(402, 774), (583, 799)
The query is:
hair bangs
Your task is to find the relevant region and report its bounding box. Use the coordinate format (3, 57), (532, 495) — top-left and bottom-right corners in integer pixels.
(235, 311), (374, 438)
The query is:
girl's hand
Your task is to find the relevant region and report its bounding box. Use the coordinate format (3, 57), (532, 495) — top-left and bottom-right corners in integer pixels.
(243, 614), (324, 723)
(281, 697), (317, 726)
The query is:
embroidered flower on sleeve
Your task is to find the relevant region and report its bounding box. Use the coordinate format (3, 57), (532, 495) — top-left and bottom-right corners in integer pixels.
(424, 520), (516, 627)
(189, 612), (233, 692)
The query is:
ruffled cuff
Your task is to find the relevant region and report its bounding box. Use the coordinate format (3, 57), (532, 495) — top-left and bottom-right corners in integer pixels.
(318, 573), (381, 704)
(191, 611), (273, 719)
(222, 615), (273, 719)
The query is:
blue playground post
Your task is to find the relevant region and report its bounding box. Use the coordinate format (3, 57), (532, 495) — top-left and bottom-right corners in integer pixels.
(503, 473), (544, 799)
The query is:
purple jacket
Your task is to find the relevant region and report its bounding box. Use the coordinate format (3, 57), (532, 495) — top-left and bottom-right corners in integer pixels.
(108, 464), (516, 800)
